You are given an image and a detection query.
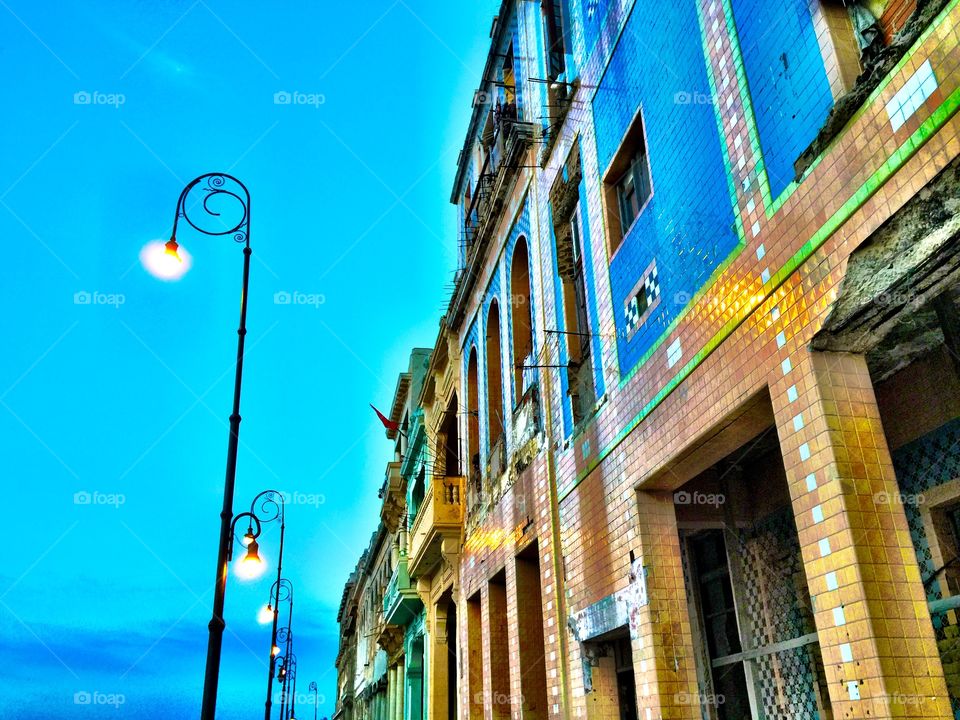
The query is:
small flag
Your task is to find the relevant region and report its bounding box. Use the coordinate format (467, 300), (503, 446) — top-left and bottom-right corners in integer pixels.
(370, 404), (399, 432)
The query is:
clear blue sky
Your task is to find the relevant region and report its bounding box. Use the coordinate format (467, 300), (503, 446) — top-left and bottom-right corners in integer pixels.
(0, 1), (496, 717)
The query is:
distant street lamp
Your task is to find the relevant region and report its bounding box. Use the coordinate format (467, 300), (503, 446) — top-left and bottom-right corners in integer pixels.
(166, 173), (253, 720)
(261, 578), (293, 720)
(308, 681), (318, 720)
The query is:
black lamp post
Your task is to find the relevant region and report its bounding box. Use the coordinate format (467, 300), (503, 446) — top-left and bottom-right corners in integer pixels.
(308, 681), (318, 720)
(264, 578), (293, 720)
(167, 173), (252, 720)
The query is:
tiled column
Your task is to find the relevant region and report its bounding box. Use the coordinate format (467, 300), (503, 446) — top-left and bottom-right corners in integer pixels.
(632, 490), (701, 719)
(388, 666), (397, 720)
(772, 349), (950, 718)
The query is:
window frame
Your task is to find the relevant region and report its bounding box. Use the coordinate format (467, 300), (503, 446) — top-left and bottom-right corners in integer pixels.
(602, 105), (654, 259)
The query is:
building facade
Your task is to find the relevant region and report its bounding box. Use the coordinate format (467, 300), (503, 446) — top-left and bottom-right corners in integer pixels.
(336, 1), (960, 719)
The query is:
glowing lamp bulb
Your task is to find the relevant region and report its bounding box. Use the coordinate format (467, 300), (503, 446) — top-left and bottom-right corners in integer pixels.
(258, 603), (274, 625)
(272, 644), (281, 656)
(234, 539), (264, 580)
(241, 528), (256, 547)
(164, 238), (182, 262)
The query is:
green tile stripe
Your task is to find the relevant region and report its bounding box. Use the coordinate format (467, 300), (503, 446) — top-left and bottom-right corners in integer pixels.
(559, 83), (960, 503)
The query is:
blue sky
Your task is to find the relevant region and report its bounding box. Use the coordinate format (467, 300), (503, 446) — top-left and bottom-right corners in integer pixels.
(0, 1), (496, 717)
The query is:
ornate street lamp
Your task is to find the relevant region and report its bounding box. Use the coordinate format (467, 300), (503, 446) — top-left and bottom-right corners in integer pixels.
(308, 681), (319, 720)
(166, 173), (253, 720)
(261, 578), (293, 720)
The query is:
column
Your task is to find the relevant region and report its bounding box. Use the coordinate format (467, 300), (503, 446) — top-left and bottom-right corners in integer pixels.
(771, 350), (950, 718)
(630, 490), (701, 720)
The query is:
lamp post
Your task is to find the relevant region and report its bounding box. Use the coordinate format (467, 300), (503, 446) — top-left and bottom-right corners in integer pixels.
(263, 578), (293, 720)
(167, 173), (252, 720)
(308, 681), (318, 720)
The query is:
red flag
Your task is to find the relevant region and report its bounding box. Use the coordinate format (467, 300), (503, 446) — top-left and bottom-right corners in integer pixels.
(370, 404), (399, 432)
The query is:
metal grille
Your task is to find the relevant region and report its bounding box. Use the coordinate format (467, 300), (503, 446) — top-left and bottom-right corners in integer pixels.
(752, 645), (826, 720)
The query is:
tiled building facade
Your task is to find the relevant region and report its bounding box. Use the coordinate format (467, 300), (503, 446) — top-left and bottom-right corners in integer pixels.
(335, 1), (960, 719)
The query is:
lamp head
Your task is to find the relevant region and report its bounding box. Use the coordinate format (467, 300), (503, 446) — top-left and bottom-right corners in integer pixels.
(241, 526), (256, 547)
(258, 603), (274, 625)
(235, 538), (264, 580)
(164, 238), (182, 262)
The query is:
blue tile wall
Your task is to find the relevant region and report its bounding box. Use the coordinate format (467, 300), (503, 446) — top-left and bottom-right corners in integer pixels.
(592, 0), (738, 379)
(579, 0), (616, 56)
(730, 0), (834, 198)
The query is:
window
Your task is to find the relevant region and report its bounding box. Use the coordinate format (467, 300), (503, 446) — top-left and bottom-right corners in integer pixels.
(566, 205), (596, 425)
(486, 301), (505, 450)
(603, 108), (653, 256)
(615, 151), (651, 235)
(510, 237), (534, 400)
(466, 348), (480, 486)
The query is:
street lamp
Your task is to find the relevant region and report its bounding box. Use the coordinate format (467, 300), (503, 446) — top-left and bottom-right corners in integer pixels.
(308, 681), (318, 720)
(263, 578), (293, 720)
(167, 173), (252, 720)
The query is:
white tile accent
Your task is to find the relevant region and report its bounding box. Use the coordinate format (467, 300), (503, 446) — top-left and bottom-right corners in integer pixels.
(886, 59), (937, 132)
(825, 571), (838, 591)
(833, 606), (846, 626)
(812, 505), (824, 524)
(771, 306), (781, 321)
(782, 358), (792, 374)
(819, 538), (832, 557)
(805, 473), (817, 491)
(751, 220), (761, 237)
(777, 331), (787, 348)
(761, 268), (771, 283)
(840, 643), (854, 663)
(799, 443), (811, 461)
(746, 197), (755, 213)
(847, 682), (861, 701)
(667, 338), (682, 368)
(756, 243), (765, 260)
(788, 385), (798, 403)
(793, 413), (804, 431)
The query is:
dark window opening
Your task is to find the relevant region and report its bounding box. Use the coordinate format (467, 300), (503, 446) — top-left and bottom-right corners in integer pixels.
(603, 109), (652, 255)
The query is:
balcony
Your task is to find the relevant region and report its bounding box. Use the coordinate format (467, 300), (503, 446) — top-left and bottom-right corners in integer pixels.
(408, 475), (464, 578)
(379, 461), (406, 534)
(451, 111), (536, 325)
(382, 556), (420, 627)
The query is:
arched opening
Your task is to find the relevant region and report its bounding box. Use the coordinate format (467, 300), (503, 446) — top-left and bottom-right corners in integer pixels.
(486, 300), (504, 450)
(510, 237), (534, 399)
(440, 391), (460, 477)
(467, 348), (480, 483)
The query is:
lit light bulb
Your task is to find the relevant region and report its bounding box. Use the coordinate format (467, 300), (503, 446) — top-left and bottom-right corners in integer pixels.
(140, 239), (192, 281)
(241, 528), (256, 547)
(258, 603), (274, 625)
(272, 644), (281, 656)
(234, 539), (265, 580)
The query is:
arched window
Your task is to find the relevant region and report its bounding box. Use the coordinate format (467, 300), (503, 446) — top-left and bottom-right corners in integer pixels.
(440, 392), (460, 476)
(486, 300), (505, 449)
(467, 348), (480, 480)
(510, 237), (534, 400)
